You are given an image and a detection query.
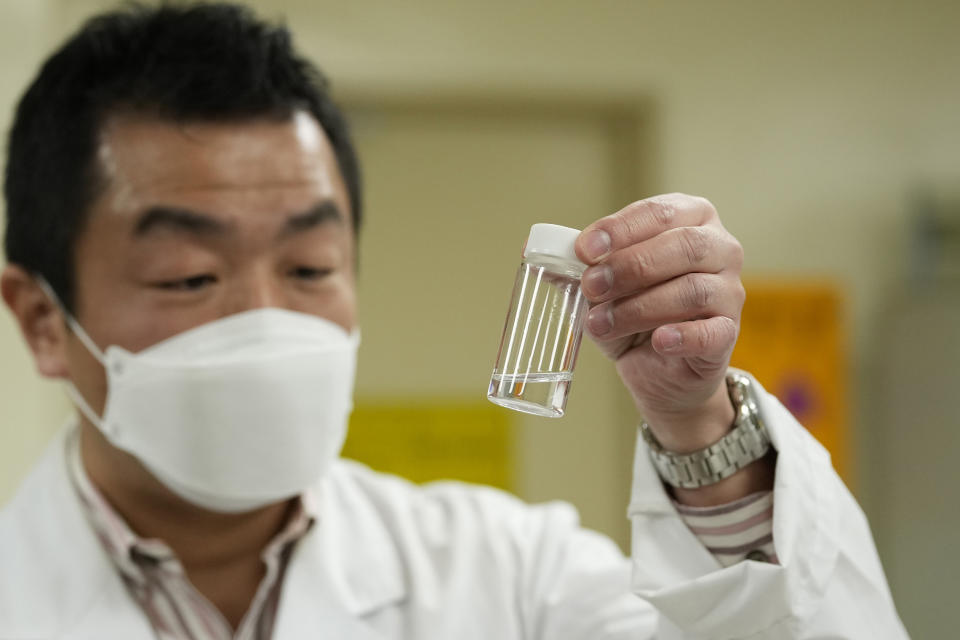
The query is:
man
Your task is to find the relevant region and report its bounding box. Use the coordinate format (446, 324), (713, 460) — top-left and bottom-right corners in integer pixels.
(0, 3), (906, 638)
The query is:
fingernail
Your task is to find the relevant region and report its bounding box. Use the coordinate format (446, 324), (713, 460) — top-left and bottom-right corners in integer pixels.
(582, 265), (613, 297)
(659, 327), (683, 351)
(581, 229), (611, 262)
(588, 306), (613, 336)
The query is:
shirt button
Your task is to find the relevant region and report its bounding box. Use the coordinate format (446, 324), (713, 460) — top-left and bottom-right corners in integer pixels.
(745, 549), (769, 563)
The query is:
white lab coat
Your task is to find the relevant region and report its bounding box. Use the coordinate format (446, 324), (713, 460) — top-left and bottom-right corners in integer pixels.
(0, 374), (908, 639)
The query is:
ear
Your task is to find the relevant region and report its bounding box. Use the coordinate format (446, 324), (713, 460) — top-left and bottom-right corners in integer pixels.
(1, 264), (71, 378)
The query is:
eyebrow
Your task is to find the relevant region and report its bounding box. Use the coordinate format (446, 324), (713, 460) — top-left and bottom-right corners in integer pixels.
(276, 200), (344, 239)
(133, 206), (230, 237)
(132, 200), (344, 240)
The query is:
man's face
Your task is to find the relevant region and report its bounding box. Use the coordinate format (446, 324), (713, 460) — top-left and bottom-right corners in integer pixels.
(67, 110), (356, 413)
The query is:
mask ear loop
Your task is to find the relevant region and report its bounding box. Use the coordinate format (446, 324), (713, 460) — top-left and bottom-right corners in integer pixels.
(34, 276), (110, 429)
(34, 276), (107, 363)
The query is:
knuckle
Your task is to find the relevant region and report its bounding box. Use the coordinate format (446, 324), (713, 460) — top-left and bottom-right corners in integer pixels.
(645, 196), (677, 228)
(731, 237), (745, 267)
(597, 212), (625, 237)
(680, 226), (712, 264)
(729, 317), (741, 341)
(625, 248), (654, 282)
(693, 195), (718, 217)
(695, 317), (737, 354)
(625, 293), (647, 319)
(733, 280), (747, 308)
(718, 316), (740, 349)
(720, 230), (745, 268)
(719, 315), (738, 338)
(684, 273), (716, 310)
(696, 322), (714, 351)
(603, 205), (643, 242)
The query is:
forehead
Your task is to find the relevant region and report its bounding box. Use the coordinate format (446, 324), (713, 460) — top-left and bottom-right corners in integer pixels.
(93, 110), (350, 223)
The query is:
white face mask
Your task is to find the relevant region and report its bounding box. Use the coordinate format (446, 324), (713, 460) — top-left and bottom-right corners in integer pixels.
(39, 279), (359, 513)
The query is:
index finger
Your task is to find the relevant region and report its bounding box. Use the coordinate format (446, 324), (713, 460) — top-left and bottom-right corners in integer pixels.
(575, 193), (716, 265)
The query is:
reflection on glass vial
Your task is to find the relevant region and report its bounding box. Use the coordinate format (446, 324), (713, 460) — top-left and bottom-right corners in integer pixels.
(488, 225), (588, 418)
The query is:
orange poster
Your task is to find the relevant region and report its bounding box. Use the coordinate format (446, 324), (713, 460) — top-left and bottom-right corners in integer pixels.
(731, 280), (852, 486)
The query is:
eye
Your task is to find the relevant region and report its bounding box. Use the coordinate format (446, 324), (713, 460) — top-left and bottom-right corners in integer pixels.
(290, 266), (333, 280)
(155, 274), (218, 291)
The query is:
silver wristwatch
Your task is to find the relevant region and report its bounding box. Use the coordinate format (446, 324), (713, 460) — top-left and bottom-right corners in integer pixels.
(640, 371), (772, 489)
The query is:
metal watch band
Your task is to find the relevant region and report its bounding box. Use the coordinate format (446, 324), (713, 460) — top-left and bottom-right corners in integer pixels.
(640, 371), (772, 489)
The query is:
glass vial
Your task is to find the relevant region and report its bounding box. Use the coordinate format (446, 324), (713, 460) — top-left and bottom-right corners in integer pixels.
(487, 223), (588, 417)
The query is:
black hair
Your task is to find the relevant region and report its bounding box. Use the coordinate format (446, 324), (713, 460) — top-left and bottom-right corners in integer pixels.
(3, 1), (362, 312)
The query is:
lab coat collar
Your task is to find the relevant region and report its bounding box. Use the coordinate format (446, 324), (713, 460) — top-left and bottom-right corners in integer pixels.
(275, 459), (408, 623)
(268, 460), (408, 637)
(0, 425), (154, 639)
(70, 458), (408, 639)
(1, 427), (406, 639)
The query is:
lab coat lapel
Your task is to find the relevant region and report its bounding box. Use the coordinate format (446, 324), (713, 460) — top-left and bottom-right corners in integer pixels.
(63, 580), (155, 640)
(272, 462), (406, 639)
(1, 425), (155, 639)
(45, 427), (156, 640)
(271, 527), (386, 639)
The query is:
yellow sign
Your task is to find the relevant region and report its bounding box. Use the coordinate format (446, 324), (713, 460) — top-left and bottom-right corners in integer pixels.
(343, 400), (513, 490)
(731, 280), (852, 486)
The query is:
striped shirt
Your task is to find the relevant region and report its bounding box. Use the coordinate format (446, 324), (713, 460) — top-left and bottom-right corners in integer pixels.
(675, 491), (777, 567)
(67, 431), (775, 639)
(66, 431), (318, 639)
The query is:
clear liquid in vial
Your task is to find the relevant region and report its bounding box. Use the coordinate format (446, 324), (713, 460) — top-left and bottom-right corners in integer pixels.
(487, 371), (574, 417)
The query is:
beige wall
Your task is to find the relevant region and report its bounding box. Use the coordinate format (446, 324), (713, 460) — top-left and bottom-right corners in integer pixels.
(1, 1), (958, 635)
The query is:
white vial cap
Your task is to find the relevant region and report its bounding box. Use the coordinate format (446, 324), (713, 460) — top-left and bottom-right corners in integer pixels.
(524, 223), (585, 266)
